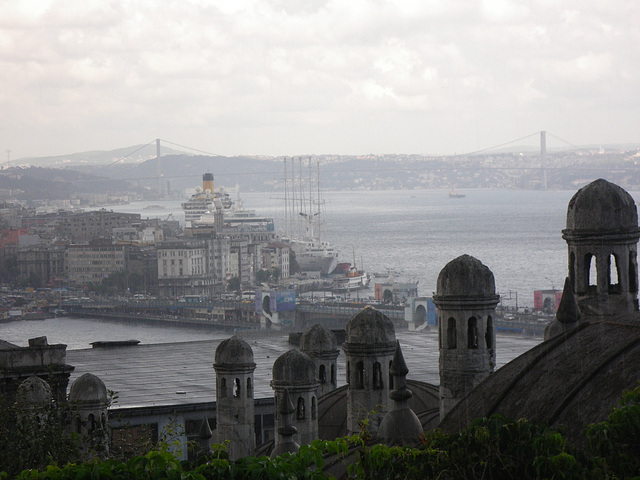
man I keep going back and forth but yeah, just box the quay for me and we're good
[62,298,549,337]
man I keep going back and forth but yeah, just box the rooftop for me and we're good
[66,329,540,410]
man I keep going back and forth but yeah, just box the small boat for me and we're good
[449,190,466,198]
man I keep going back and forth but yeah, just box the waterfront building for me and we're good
[55,210,141,243]
[65,239,127,285]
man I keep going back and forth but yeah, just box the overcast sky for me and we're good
[1,0,638,160]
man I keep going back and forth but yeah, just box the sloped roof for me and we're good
[317,379,440,440]
[439,315,640,443]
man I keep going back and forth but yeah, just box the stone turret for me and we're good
[68,373,109,458]
[271,349,319,446]
[378,341,423,445]
[563,179,640,317]
[213,336,256,460]
[343,306,396,436]
[433,255,499,420]
[300,324,340,397]
[270,389,299,457]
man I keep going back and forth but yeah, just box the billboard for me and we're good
[255,289,296,313]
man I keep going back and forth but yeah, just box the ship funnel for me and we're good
[203,173,214,194]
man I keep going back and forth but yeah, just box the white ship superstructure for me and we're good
[182,173,232,227]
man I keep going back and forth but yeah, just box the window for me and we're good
[468,317,478,349]
[246,378,252,398]
[297,397,305,420]
[356,361,364,389]
[233,378,240,398]
[319,364,326,384]
[373,362,383,390]
[447,318,457,349]
[609,254,621,293]
[485,316,493,349]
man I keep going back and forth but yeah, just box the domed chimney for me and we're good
[563,179,640,316]
[433,255,499,420]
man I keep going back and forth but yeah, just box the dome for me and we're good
[215,336,254,366]
[436,254,495,297]
[300,324,338,354]
[272,349,316,386]
[345,306,396,345]
[566,179,638,233]
[69,373,108,404]
[16,376,51,405]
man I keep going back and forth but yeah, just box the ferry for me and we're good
[329,262,371,291]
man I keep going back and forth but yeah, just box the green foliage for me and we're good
[5,387,640,480]
[227,276,240,292]
[421,414,584,480]
[586,383,640,479]
[0,397,81,478]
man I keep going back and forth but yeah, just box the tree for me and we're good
[227,276,240,292]
[289,250,300,274]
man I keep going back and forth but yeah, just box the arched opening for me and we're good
[219,378,227,398]
[356,361,364,389]
[383,289,393,303]
[88,413,96,433]
[415,304,427,326]
[346,362,350,385]
[447,317,457,349]
[311,397,317,419]
[297,397,305,420]
[246,377,252,398]
[389,360,394,389]
[262,295,271,315]
[586,253,597,294]
[609,254,621,293]
[438,318,442,348]
[330,364,336,386]
[485,316,493,349]
[75,415,82,434]
[233,377,240,398]
[373,362,383,390]
[467,317,478,349]
[319,364,326,384]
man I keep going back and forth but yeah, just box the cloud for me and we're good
[0,0,638,158]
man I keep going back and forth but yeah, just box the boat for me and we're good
[194,195,275,232]
[449,190,466,198]
[182,173,232,226]
[282,158,339,275]
[329,262,371,291]
[143,204,165,210]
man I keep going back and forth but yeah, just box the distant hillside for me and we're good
[0,167,146,201]
[13,143,185,168]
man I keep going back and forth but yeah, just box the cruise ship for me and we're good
[194,196,275,232]
[182,173,232,227]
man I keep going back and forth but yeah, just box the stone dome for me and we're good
[69,373,108,404]
[272,349,316,386]
[300,324,338,354]
[16,376,52,405]
[436,254,496,297]
[215,336,254,366]
[566,178,638,232]
[345,306,396,345]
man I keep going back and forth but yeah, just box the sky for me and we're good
[1,0,639,160]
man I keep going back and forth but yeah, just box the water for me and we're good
[121,189,575,307]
